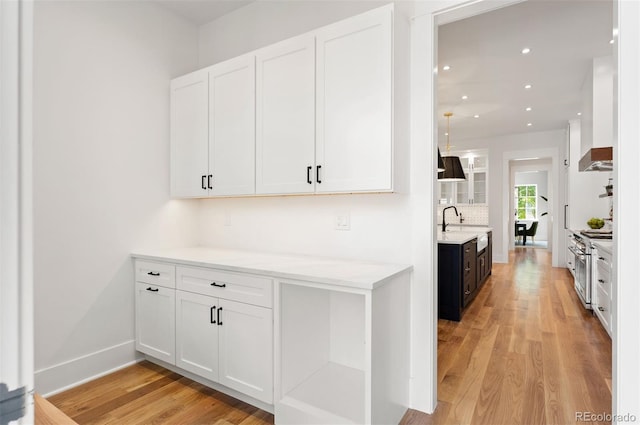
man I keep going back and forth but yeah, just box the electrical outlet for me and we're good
[335,212,351,231]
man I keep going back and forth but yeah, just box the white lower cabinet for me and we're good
[175,291,274,403]
[135,259,274,406]
[175,290,219,382]
[135,282,176,365]
[218,299,273,403]
[593,245,613,337]
[134,249,411,423]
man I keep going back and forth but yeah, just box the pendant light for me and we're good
[437,112,466,181]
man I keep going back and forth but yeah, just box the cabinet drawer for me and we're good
[135,260,176,288]
[596,263,612,295]
[595,285,611,334]
[596,250,612,269]
[176,266,273,308]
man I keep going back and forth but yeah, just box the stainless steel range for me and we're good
[568,233,592,309]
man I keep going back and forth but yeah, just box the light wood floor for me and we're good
[403,248,612,425]
[44,248,611,425]
[43,362,274,425]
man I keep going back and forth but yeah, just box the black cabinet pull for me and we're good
[208,174,213,189]
[210,306,217,324]
[599,257,605,261]
[316,165,322,184]
[598,279,605,283]
[146,287,159,292]
[307,166,312,184]
[210,282,226,288]
[147,271,160,276]
[217,307,223,326]
[201,175,206,190]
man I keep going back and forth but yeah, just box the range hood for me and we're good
[579,147,613,172]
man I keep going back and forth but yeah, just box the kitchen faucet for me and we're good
[442,206,459,232]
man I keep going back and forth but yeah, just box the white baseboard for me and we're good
[35,340,142,397]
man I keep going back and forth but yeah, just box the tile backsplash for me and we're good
[437,204,489,225]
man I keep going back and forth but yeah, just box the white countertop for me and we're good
[591,240,613,254]
[131,247,412,291]
[437,226,492,245]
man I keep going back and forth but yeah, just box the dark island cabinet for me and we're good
[438,239,477,321]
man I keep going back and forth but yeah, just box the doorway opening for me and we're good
[432,0,614,421]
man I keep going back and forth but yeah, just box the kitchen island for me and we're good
[437,227,493,321]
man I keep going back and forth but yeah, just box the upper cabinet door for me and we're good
[170,70,209,198]
[209,55,256,196]
[256,35,316,195]
[315,6,393,193]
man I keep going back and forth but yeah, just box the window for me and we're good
[514,184,537,219]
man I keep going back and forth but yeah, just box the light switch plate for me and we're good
[335,212,351,231]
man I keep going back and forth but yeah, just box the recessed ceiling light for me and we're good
[443,65,451,71]
[609,39,615,44]
[474,114,480,118]
[525,107,532,112]
[577,112,582,116]
[524,84,532,89]
[461,95,468,100]
[527,123,533,127]
[444,132,449,136]
[521,47,531,54]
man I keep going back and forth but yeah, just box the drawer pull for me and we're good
[464,290,471,295]
[210,306,217,324]
[599,257,605,260]
[598,279,605,283]
[147,271,160,276]
[146,287,159,292]
[598,306,605,312]
[464,267,471,272]
[207,174,213,190]
[307,166,312,184]
[217,307,223,326]
[210,282,226,288]
[201,175,206,190]
[316,165,322,184]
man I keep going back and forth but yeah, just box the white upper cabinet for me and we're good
[170,5,394,198]
[315,6,393,193]
[170,56,255,198]
[170,70,209,198]
[256,35,316,195]
[209,55,256,196]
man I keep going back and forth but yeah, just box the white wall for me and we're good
[198,0,389,67]
[515,170,549,242]
[446,129,566,263]
[33,1,200,395]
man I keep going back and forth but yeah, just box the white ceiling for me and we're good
[155,0,254,25]
[437,0,614,145]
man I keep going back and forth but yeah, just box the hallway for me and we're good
[404,249,611,424]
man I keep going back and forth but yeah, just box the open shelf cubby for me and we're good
[276,271,411,425]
